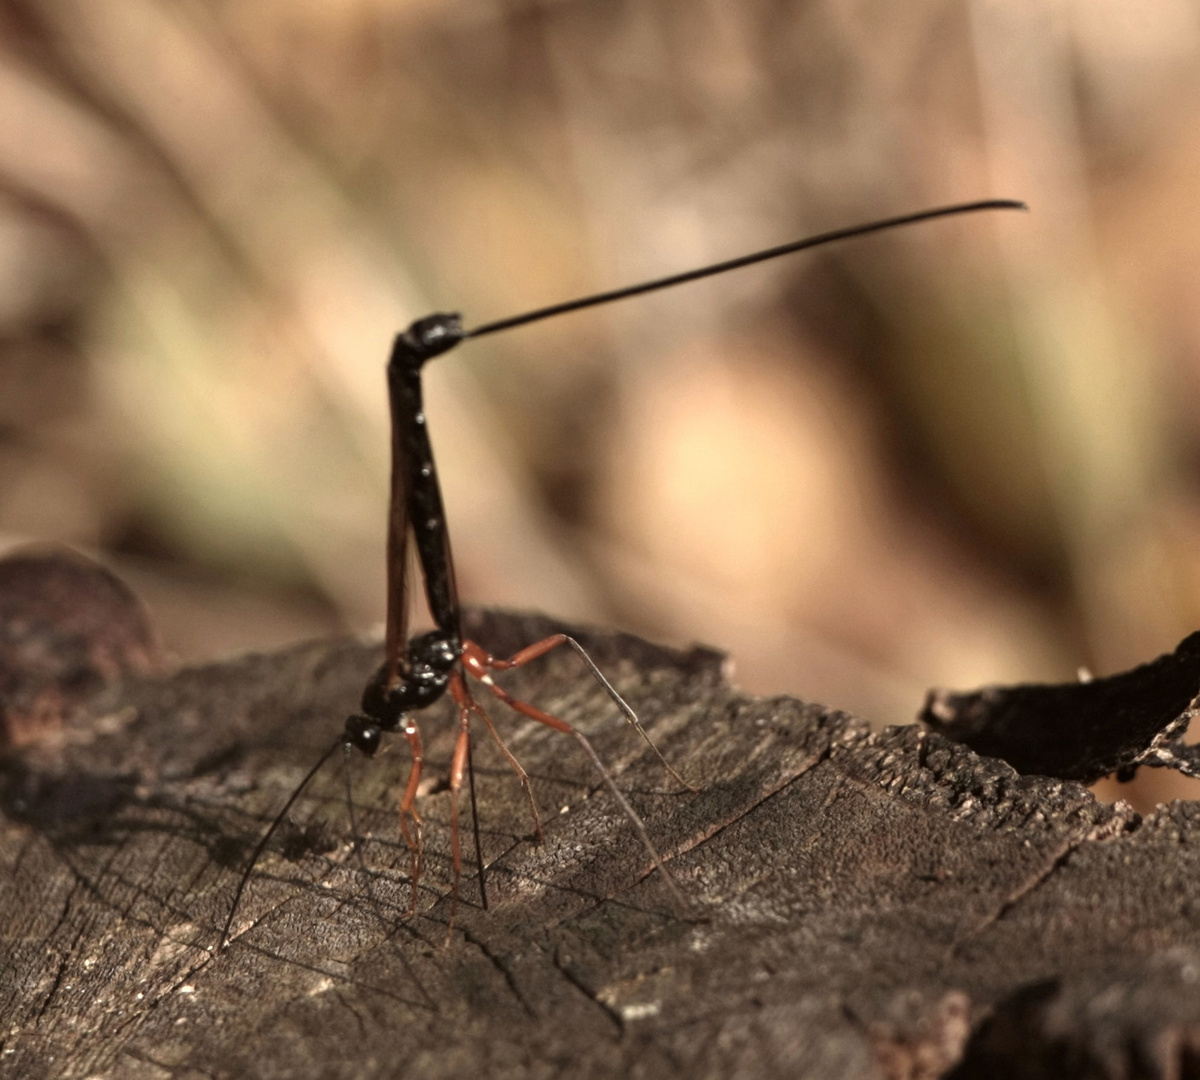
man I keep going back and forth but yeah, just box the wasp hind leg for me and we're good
[459,636,690,912]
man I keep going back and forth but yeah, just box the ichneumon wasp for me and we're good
[220,197,1026,949]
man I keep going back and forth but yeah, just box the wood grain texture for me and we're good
[3,609,1200,1079]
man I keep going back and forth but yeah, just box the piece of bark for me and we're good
[3,609,1200,1079]
[921,631,1200,784]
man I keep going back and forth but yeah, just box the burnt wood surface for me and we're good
[4,608,1200,1079]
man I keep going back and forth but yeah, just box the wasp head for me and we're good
[343,713,384,757]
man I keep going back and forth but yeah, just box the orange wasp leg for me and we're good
[397,721,425,918]
[459,636,691,911]
[444,680,474,935]
[467,634,696,791]
[453,678,546,842]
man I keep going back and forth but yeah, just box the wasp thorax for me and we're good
[358,634,460,728]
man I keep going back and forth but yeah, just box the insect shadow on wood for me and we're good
[219,197,1027,950]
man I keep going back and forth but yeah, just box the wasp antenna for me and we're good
[464,198,1027,340]
[221,736,344,949]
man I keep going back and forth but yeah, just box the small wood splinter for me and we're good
[220,197,1027,950]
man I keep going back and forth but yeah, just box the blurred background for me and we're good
[1,0,1199,804]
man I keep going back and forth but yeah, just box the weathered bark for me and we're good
[3,608,1200,1079]
[923,631,1200,784]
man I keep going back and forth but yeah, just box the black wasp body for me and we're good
[346,315,466,759]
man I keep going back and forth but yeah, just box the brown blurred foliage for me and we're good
[2,0,1200,809]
